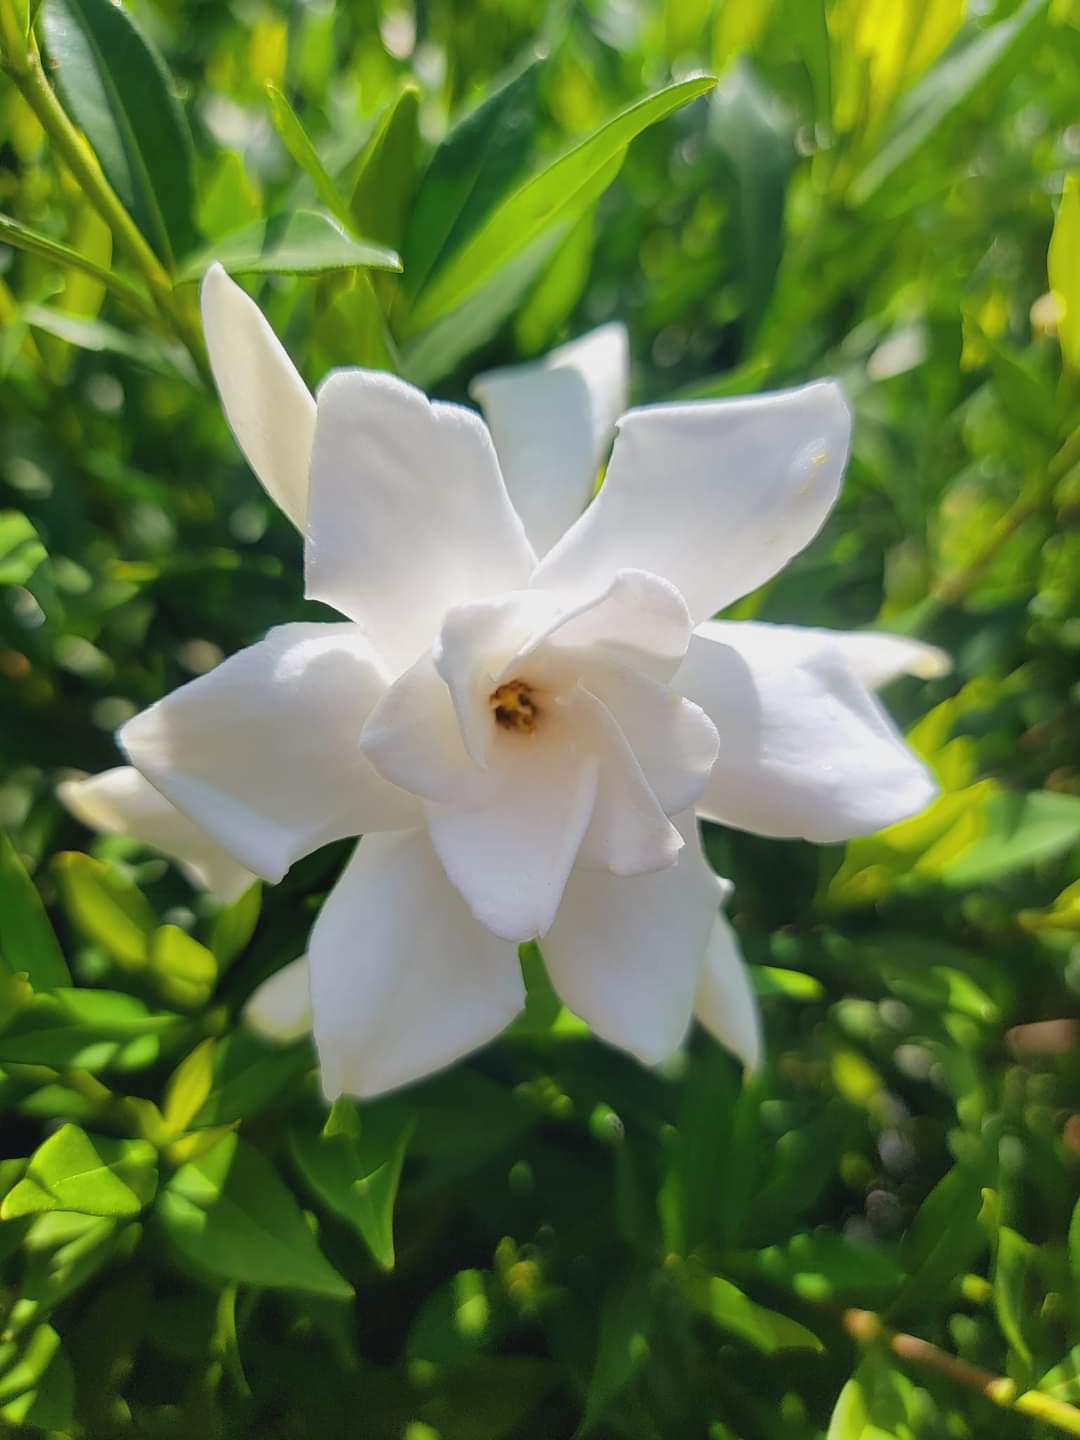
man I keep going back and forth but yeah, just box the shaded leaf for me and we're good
[0,831,70,987]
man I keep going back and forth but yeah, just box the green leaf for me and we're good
[148,924,217,1010]
[23,304,195,380]
[266,85,351,223]
[157,1132,353,1299]
[41,0,197,265]
[196,149,263,241]
[826,1356,922,1439]
[702,1276,824,1353]
[710,61,793,332]
[0,1323,75,1429]
[0,832,70,987]
[407,75,716,331]
[751,965,825,1001]
[1050,171,1080,374]
[162,1038,217,1135]
[402,60,544,305]
[581,1268,652,1434]
[850,0,1050,206]
[401,221,572,388]
[289,1105,414,1270]
[994,1225,1036,1371]
[190,1028,312,1127]
[890,1153,992,1320]
[1,1124,156,1219]
[0,987,178,1069]
[54,850,155,968]
[175,209,401,283]
[0,211,150,311]
[208,882,262,969]
[350,82,421,252]
[939,790,1080,887]
[754,1231,906,1304]
[513,208,596,356]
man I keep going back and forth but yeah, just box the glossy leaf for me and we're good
[157,1133,352,1299]
[1,1124,156,1218]
[175,210,400,284]
[41,0,197,264]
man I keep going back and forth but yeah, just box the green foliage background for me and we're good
[1,0,1079,1435]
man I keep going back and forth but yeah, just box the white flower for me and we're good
[114,264,947,1098]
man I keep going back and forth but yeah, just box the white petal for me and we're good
[677,623,938,842]
[571,687,684,876]
[201,264,316,531]
[581,661,719,816]
[471,322,629,557]
[533,381,852,623]
[703,621,950,693]
[427,742,599,942]
[120,623,419,884]
[360,650,491,808]
[694,911,762,1073]
[309,832,523,1098]
[520,568,693,685]
[542,816,723,1065]
[305,369,535,673]
[244,955,312,1044]
[58,766,256,903]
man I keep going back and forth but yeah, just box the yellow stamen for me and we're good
[490,678,539,733]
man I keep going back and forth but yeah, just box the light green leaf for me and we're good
[407,75,716,332]
[994,1225,1036,1370]
[289,1105,414,1270]
[704,1276,824,1353]
[0,832,70,987]
[148,924,217,1010]
[850,0,1050,206]
[750,965,825,1001]
[157,1132,353,1299]
[162,1038,217,1135]
[939,790,1080,887]
[0,1323,75,1429]
[0,987,178,1069]
[402,60,544,304]
[175,209,400,283]
[266,84,351,224]
[53,850,155,969]
[1049,172,1080,373]
[41,0,197,264]
[513,209,596,356]
[196,149,262,241]
[23,304,195,380]
[1,1124,156,1219]
[826,1356,922,1439]
[0,211,150,312]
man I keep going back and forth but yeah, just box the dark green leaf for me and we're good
[351,82,422,252]
[41,0,197,264]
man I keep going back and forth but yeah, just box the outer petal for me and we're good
[471,323,629,557]
[305,369,535,673]
[58,766,255,903]
[245,955,312,1044]
[542,816,723,1065]
[120,623,419,884]
[201,264,316,530]
[533,381,851,623]
[700,621,950,692]
[309,831,523,1098]
[694,911,762,1073]
[677,624,938,842]
[426,744,599,943]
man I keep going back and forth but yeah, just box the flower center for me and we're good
[490,678,539,733]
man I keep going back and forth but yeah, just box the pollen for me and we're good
[490,678,539,733]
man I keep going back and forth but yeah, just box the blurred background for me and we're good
[1,0,1079,1436]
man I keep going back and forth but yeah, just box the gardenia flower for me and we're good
[112,265,947,1098]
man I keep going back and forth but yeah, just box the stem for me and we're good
[0,7,210,382]
[844,1310,1080,1438]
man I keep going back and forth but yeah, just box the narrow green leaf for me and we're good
[0,211,150,311]
[581,1268,651,1434]
[1,1125,156,1219]
[0,832,70,987]
[289,1106,414,1270]
[513,209,596,356]
[41,0,197,265]
[266,85,351,223]
[0,987,178,1069]
[22,305,195,380]
[850,0,1050,206]
[209,881,262,969]
[402,60,543,303]
[175,209,400,284]
[157,1133,353,1299]
[350,82,421,252]
[408,75,716,331]
[995,1225,1036,1370]
[1049,172,1080,373]
[703,1276,824,1353]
